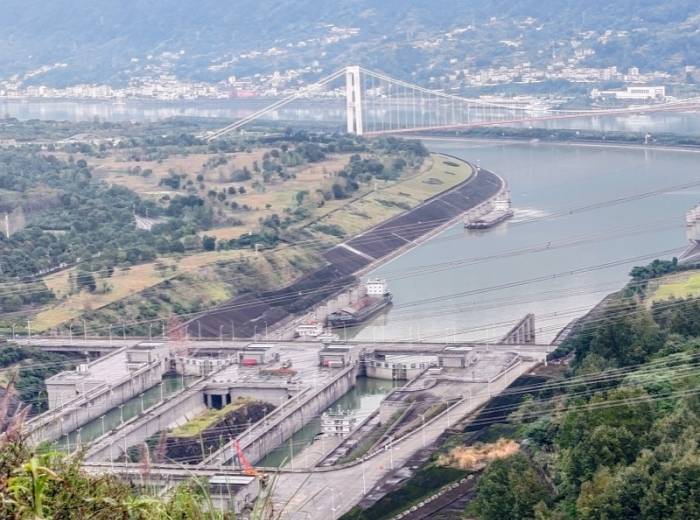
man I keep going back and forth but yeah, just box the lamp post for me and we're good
[362,456,367,494]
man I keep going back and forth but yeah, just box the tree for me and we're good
[471,454,550,520]
[202,235,216,251]
[76,270,97,293]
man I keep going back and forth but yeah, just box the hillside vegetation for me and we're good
[0,120,434,335]
[466,260,700,519]
[1,1,699,87]
[342,259,700,520]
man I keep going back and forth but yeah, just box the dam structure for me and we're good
[54,330,553,518]
[24,308,550,464]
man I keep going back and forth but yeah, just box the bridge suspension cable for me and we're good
[204,65,700,139]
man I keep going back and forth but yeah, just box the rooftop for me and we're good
[47,349,132,385]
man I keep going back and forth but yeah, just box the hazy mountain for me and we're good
[2,0,700,87]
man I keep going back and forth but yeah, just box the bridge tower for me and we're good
[345,65,364,135]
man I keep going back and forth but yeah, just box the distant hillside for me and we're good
[2,0,700,87]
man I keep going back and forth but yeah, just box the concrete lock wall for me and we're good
[231,366,358,465]
[28,361,166,445]
[501,313,536,345]
[224,386,291,405]
[86,388,207,462]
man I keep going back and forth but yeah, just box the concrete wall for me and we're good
[243,366,357,464]
[202,384,294,410]
[206,365,358,466]
[501,313,536,345]
[27,360,166,445]
[85,387,207,462]
[365,364,425,380]
[47,380,103,410]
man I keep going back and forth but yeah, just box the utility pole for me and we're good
[289,435,294,470]
[362,456,367,494]
[386,435,394,470]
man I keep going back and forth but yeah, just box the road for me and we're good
[15,337,552,360]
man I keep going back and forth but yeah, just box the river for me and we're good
[354,138,700,344]
[3,98,700,136]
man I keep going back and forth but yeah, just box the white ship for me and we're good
[464,187,514,229]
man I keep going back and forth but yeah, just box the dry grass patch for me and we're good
[34,250,249,331]
[310,154,472,241]
[437,438,520,471]
[646,269,700,304]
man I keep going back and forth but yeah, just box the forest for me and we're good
[468,261,700,519]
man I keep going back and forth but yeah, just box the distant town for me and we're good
[0,21,694,104]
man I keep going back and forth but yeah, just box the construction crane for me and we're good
[234,439,258,477]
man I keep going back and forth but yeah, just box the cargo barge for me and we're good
[326,279,392,328]
[464,185,513,229]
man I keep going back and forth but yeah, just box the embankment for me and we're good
[189,154,503,338]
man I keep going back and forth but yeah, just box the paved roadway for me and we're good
[15,337,553,359]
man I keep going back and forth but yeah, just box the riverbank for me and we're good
[416,128,700,155]
[188,154,504,338]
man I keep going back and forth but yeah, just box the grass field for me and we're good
[35,244,324,334]
[171,397,252,437]
[646,269,700,303]
[35,250,256,331]
[310,153,472,239]
[78,148,363,236]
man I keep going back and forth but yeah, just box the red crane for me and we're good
[234,439,257,477]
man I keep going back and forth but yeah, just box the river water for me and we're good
[3,98,700,136]
[353,138,700,344]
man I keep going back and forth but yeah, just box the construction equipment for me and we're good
[234,439,258,477]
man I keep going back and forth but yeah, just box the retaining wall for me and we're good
[27,359,166,444]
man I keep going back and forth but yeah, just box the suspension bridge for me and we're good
[205,65,700,140]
